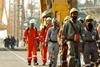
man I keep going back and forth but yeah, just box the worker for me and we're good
[39,17,52,65]
[96,24,100,50]
[59,16,70,67]
[45,18,59,67]
[23,19,39,66]
[82,15,99,67]
[62,8,83,67]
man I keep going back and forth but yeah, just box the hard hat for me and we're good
[70,8,78,14]
[46,17,51,21]
[29,19,36,24]
[64,16,70,21]
[52,18,58,23]
[85,15,93,20]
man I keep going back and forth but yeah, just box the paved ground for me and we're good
[0,41,99,67]
[0,49,49,67]
[0,41,60,67]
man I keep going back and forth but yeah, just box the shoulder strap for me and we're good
[69,20,78,33]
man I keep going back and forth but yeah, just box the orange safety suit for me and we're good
[39,26,50,64]
[23,27,38,62]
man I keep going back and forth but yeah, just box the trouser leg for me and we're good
[61,44,68,67]
[41,44,47,64]
[52,44,59,67]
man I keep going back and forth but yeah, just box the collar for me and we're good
[70,18,78,23]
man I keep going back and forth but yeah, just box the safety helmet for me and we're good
[70,8,78,14]
[29,19,36,24]
[85,15,93,20]
[52,18,58,23]
[29,19,36,27]
[46,17,52,21]
[64,16,70,21]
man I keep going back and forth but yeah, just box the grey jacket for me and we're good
[62,18,84,43]
[45,26,59,43]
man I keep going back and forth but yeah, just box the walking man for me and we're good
[23,19,39,66]
[45,18,59,67]
[62,8,83,67]
[82,15,99,67]
[39,17,52,65]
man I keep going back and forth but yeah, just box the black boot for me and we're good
[49,61,53,67]
[28,60,31,65]
[34,60,38,66]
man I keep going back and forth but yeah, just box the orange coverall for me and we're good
[23,28,38,62]
[39,26,50,64]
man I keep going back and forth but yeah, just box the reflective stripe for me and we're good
[33,55,37,57]
[28,57,32,59]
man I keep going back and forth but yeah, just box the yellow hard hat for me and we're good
[64,16,70,21]
[85,15,93,20]
[70,8,78,14]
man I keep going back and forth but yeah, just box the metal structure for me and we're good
[7,0,25,39]
[79,0,100,21]
[0,0,100,39]
[17,0,25,39]
[40,0,77,24]
[0,0,4,30]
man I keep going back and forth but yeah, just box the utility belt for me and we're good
[49,39,57,43]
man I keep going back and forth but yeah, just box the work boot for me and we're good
[28,60,31,65]
[42,62,46,65]
[49,61,53,67]
[61,61,67,67]
[90,64,94,67]
[33,60,38,66]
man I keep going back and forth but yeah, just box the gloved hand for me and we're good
[23,38,26,43]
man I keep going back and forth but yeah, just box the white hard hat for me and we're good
[46,17,51,21]
[29,19,36,24]
[70,8,78,14]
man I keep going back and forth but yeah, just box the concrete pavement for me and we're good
[0,41,99,67]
